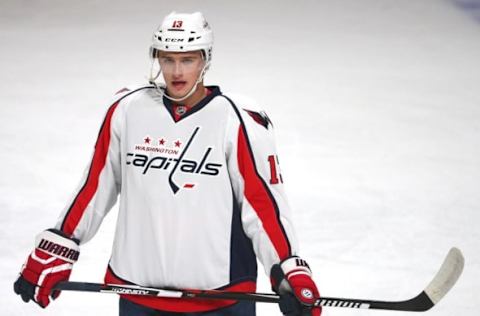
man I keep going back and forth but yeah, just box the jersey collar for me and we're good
[163,86,221,123]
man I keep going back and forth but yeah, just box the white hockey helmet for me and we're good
[150,12,213,64]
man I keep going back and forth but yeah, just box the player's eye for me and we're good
[160,57,174,64]
[182,58,195,64]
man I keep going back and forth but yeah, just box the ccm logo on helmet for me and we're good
[165,38,184,42]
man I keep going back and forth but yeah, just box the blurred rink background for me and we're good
[1,0,479,315]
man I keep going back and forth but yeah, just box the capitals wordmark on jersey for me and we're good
[126,126,223,193]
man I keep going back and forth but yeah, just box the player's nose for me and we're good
[172,62,183,76]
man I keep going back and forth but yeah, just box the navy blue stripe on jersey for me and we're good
[229,186,257,284]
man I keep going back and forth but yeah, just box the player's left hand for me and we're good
[271,256,322,316]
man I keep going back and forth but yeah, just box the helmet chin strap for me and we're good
[149,58,210,103]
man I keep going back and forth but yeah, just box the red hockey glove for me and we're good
[271,256,322,316]
[14,229,80,308]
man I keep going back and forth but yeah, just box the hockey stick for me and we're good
[54,247,464,311]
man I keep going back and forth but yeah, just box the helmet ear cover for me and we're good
[149,47,158,59]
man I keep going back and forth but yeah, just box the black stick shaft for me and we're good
[53,281,433,311]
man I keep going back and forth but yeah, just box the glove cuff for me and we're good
[271,256,313,294]
[35,229,80,263]
[280,256,312,279]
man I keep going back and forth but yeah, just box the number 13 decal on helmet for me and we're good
[172,20,183,28]
[268,155,283,185]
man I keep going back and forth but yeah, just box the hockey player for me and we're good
[14,11,322,316]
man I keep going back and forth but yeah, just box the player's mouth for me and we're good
[172,80,187,91]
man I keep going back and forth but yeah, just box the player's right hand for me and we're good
[14,229,80,308]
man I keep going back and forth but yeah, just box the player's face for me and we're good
[157,51,205,99]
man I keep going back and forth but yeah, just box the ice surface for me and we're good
[1,0,479,315]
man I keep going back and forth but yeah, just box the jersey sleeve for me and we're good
[225,96,299,275]
[53,94,125,244]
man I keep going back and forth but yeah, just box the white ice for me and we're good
[1,0,479,315]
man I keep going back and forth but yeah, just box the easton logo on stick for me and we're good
[111,288,150,295]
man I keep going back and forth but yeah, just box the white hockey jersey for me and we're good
[55,85,299,312]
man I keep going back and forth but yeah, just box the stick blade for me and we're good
[424,247,464,305]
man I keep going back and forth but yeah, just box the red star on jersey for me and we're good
[174,140,182,147]
[159,138,166,145]
[144,137,151,144]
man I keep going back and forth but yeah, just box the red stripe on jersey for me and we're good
[104,267,255,312]
[236,126,291,259]
[61,102,120,236]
